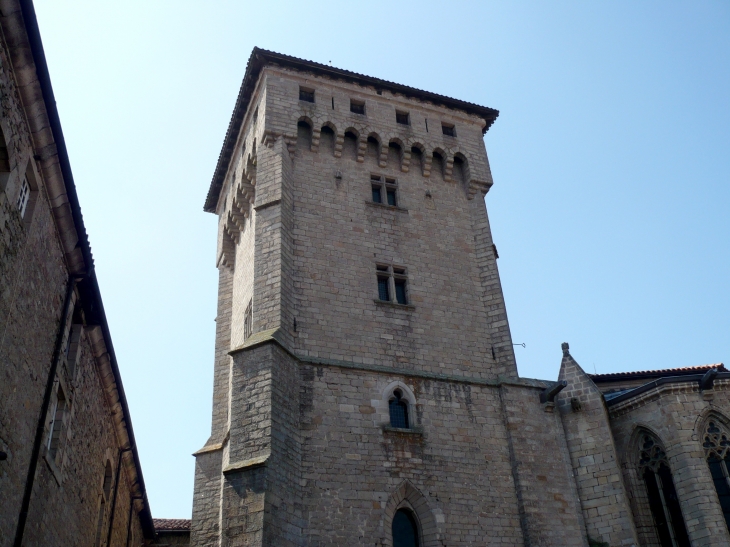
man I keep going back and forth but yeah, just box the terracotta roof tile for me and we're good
[153,518,191,532]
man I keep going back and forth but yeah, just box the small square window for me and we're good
[396,111,410,125]
[369,175,398,207]
[442,123,456,137]
[299,87,315,103]
[376,264,409,305]
[350,100,365,115]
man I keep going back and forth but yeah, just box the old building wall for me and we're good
[298,362,525,546]
[237,69,518,379]
[608,382,730,547]
[557,345,639,547]
[500,384,589,547]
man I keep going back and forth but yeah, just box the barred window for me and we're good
[299,87,315,103]
[370,174,397,207]
[244,300,252,340]
[376,264,408,305]
[389,389,409,429]
[17,177,30,217]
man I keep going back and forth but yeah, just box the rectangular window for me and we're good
[370,175,398,207]
[396,111,410,125]
[299,87,315,103]
[350,99,365,115]
[244,300,252,340]
[47,387,67,460]
[376,265,408,305]
[441,123,456,137]
[17,177,30,217]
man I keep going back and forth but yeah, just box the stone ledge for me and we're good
[373,299,415,311]
[222,453,269,474]
[382,425,424,436]
[365,200,409,214]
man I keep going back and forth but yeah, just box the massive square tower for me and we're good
[190,49,634,547]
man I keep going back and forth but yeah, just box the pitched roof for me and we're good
[590,363,726,383]
[153,519,191,532]
[204,47,500,212]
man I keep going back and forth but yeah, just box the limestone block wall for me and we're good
[500,384,588,547]
[608,382,730,547]
[557,345,639,547]
[298,362,526,546]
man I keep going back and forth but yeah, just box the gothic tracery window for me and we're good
[638,433,690,547]
[703,419,730,529]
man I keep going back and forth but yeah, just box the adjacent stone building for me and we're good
[0,1,180,545]
[191,48,730,547]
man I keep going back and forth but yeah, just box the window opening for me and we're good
[331,97,335,109]
[299,87,315,103]
[297,120,312,150]
[424,119,428,132]
[370,175,397,207]
[244,300,253,340]
[350,99,365,115]
[17,177,30,217]
[396,111,410,125]
[441,123,456,137]
[47,387,67,460]
[343,131,358,160]
[393,508,419,547]
[703,420,730,530]
[389,390,409,429]
[638,433,691,547]
[376,264,408,305]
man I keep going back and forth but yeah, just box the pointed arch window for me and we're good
[389,389,409,429]
[392,508,419,547]
[702,419,730,529]
[638,433,690,547]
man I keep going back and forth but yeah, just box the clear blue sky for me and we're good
[34,0,729,518]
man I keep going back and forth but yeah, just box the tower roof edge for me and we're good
[203,47,500,213]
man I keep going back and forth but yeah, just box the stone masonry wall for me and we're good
[298,362,525,546]
[557,345,639,547]
[500,384,588,547]
[609,381,730,547]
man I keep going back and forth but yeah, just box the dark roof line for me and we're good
[590,363,725,383]
[605,372,730,407]
[20,0,155,538]
[204,47,500,212]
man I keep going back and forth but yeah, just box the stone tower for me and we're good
[191,49,601,547]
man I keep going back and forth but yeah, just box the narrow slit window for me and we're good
[17,177,30,217]
[244,300,252,340]
[350,99,365,115]
[442,122,456,137]
[396,111,409,125]
[299,87,315,103]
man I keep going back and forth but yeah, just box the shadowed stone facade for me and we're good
[191,48,730,547]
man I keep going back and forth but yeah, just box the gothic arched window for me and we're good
[702,419,730,529]
[638,433,691,547]
[392,508,419,547]
[389,389,409,429]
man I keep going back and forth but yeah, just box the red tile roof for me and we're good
[153,519,191,532]
[590,363,725,382]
